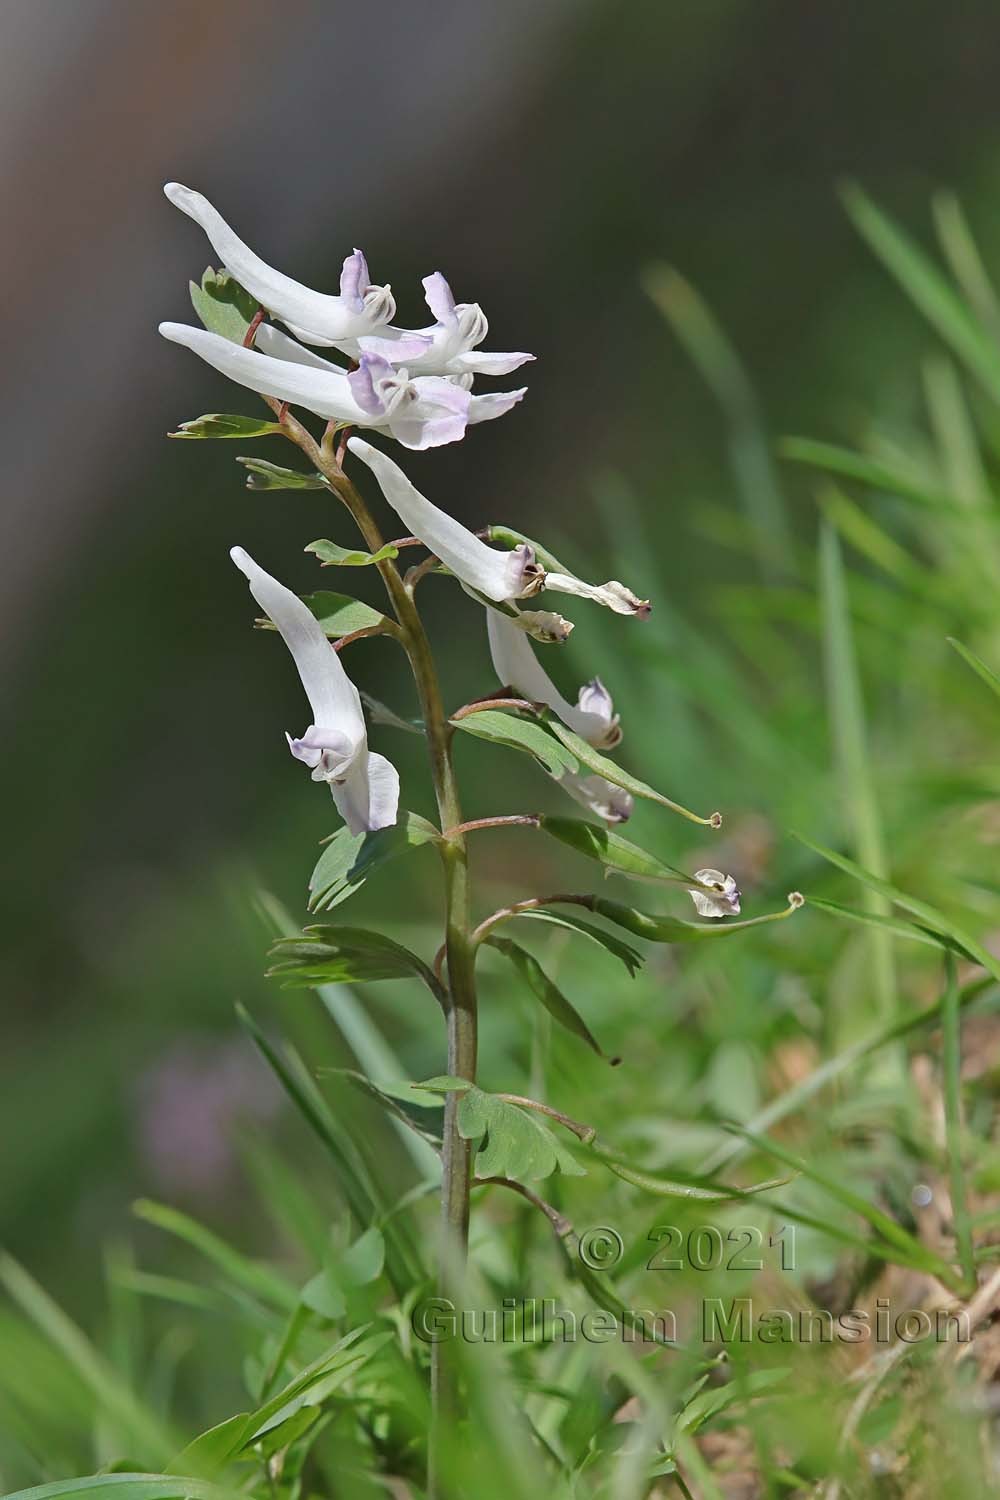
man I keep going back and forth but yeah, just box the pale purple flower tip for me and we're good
[422,271,457,324]
[340,248,370,308]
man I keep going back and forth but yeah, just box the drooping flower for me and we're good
[164,183,415,349]
[159,324,471,450]
[486,610,633,823]
[255,325,527,430]
[508,609,575,644]
[336,272,534,378]
[687,869,741,918]
[230,546,399,835]
[347,438,544,600]
[487,611,620,746]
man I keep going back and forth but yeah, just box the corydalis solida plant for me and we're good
[159,183,801,1492]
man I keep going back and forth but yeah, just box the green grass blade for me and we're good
[842,182,1000,403]
[818,520,895,1021]
[3,1480,244,1500]
[942,955,976,1293]
[0,1256,176,1465]
[131,1200,299,1313]
[947,637,1000,702]
[794,832,1000,987]
[643,263,794,580]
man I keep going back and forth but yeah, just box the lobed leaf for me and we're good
[410,1080,586,1182]
[308,812,438,912]
[267,925,441,994]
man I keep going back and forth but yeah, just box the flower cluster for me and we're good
[160,186,734,915]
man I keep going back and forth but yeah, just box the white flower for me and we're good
[488,612,619,745]
[159,324,471,450]
[230,546,398,835]
[346,438,543,600]
[256,325,526,430]
[164,183,403,347]
[339,272,534,378]
[687,869,741,918]
[487,611,633,823]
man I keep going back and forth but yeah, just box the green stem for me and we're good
[275,412,475,1493]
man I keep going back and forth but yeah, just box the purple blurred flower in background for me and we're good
[134,1038,281,1197]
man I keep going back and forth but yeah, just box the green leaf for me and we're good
[166,1414,255,1480]
[340,1227,385,1286]
[807,893,979,960]
[794,833,1000,987]
[308,812,439,912]
[675,1368,790,1439]
[268,925,441,994]
[842,183,1000,404]
[942,956,976,1292]
[543,715,716,826]
[3,1480,244,1500]
[538,814,695,885]
[948,636,1000,702]
[583,894,800,943]
[508,907,643,976]
[298,1268,346,1321]
[456,1086,586,1182]
[237,457,327,490]
[256,591,386,640]
[130,1201,299,1314]
[169,413,282,440]
[244,1325,388,1441]
[486,936,615,1061]
[593,1153,789,1202]
[450,709,578,777]
[190,266,259,343]
[360,692,424,735]
[306,538,399,567]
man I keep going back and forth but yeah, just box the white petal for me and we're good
[467,388,528,424]
[230,546,365,746]
[330,749,400,835]
[254,323,349,371]
[383,377,471,450]
[347,438,539,598]
[160,323,368,423]
[544,572,651,618]
[456,351,536,376]
[164,183,392,343]
[487,611,611,743]
[559,771,634,824]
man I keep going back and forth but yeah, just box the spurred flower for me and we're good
[339,272,534,378]
[231,547,398,835]
[687,869,741,918]
[164,183,411,348]
[347,438,543,600]
[255,325,526,431]
[486,611,633,823]
[160,324,471,450]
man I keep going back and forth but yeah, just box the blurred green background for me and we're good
[5,0,1000,1343]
